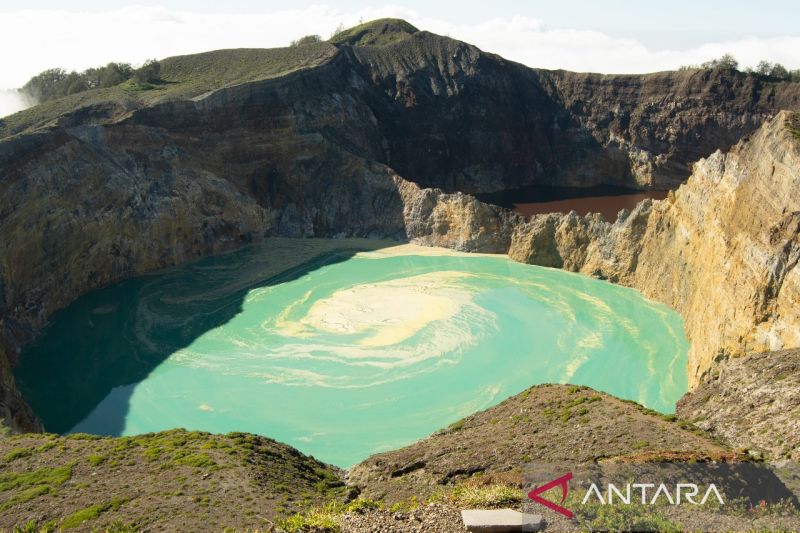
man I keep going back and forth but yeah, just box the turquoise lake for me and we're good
[15,239,689,467]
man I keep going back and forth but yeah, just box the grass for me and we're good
[566,490,682,532]
[61,497,129,529]
[277,499,382,533]
[87,454,107,466]
[447,418,466,432]
[0,461,75,510]
[12,519,58,533]
[329,18,418,46]
[3,447,33,461]
[173,452,216,468]
[0,43,338,139]
[446,483,523,507]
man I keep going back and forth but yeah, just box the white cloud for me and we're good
[0,4,798,112]
[0,90,34,117]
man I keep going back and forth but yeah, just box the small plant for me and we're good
[278,502,342,532]
[448,419,465,431]
[174,453,216,468]
[87,454,107,466]
[102,521,141,533]
[3,447,33,462]
[448,483,523,507]
[61,497,128,529]
[66,433,102,441]
[12,519,57,533]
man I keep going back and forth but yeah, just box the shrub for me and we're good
[290,34,322,47]
[133,59,161,84]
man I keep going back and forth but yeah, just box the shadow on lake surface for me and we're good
[14,239,395,435]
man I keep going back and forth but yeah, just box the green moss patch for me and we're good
[61,497,129,529]
[0,461,75,510]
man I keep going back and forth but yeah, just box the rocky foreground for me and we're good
[0,384,737,531]
[2,382,798,532]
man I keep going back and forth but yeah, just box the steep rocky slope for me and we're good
[348,384,730,503]
[677,348,800,461]
[1,19,799,430]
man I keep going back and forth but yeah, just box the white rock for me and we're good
[460,509,543,532]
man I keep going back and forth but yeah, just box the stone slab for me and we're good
[460,509,544,532]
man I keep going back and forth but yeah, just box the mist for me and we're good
[0,89,34,118]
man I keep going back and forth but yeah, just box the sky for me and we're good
[1,1,799,115]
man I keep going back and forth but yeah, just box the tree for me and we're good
[755,60,773,76]
[290,34,322,47]
[21,68,68,101]
[133,59,161,84]
[64,71,88,95]
[701,53,739,71]
[769,63,789,80]
[98,62,134,88]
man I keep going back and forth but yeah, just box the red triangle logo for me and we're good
[527,472,574,518]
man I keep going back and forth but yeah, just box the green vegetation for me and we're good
[66,432,103,440]
[446,483,522,507]
[19,61,165,104]
[61,497,129,529]
[329,18,418,46]
[173,452,216,468]
[447,418,466,431]
[87,454,107,466]
[291,34,323,47]
[12,519,58,533]
[277,499,382,533]
[679,53,800,81]
[571,497,682,532]
[0,461,75,510]
[1,44,336,139]
[3,447,33,461]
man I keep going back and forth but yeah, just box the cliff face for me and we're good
[542,69,800,188]
[408,112,800,388]
[506,112,800,386]
[1,20,799,430]
[349,35,800,193]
